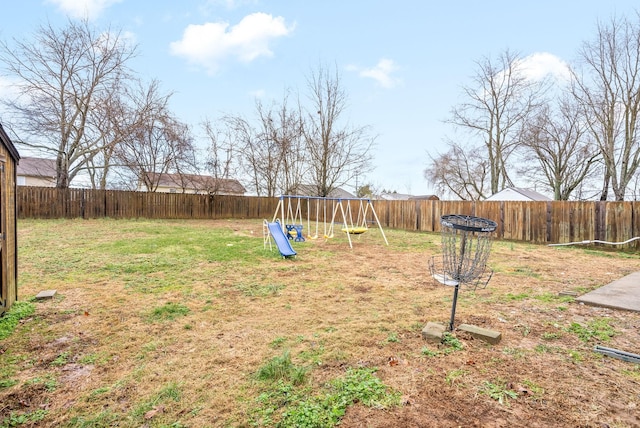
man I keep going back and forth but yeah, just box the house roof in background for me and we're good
[0,122,20,161]
[17,157,55,178]
[487,187,552,201]
[289,184,355,199]
[147,172,246,193]
[379,193,439,201]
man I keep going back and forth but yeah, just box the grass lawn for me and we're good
[1,218,640,427]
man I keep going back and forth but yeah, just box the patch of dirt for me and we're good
[59,364,93,385]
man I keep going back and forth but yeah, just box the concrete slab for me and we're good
[35,290,57,300]
[577,271,640,312]
[421,322,446,343]
[458,323,502,345]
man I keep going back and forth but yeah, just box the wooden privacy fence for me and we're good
[16,187,278,220]
[16,186,640,247]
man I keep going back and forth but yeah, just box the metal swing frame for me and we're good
[273,195,389,248]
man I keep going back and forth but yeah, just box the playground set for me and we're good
[263,195,389,257]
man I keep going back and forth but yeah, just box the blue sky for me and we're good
[2,0,639,194]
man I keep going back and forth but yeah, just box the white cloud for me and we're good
[348,58,401,88]
[518,52,571,82]
[46,0,122,20]
[169,13,294,75]
[249,89,266,98]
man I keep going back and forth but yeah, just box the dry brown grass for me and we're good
[1,218,640,427]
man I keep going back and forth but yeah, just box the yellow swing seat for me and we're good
[341,226,368,235]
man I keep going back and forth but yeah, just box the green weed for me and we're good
[25,374,58,392]
[541,332,561,341]
[421,347,438,357]
[256,351,308,385]
[78,352,109,365]
[514,324,531,337]
[522,379,545,399]
[298,343,324,367]
[410,321,424,331]
[130,382,182,421]
[250,365,400,427]
[50,352,70,367]
[386,332,400,343]
[621,365,640,380]
[567,350,584,363]
[279,367,401,428]
[445,369,467,386]
[0,379,17,389]
[0,410,48,428]
[87,386,111,400]
[534,292,574,304]
[567,318,616,342]
[503,292,530,301]
[441,333,463,354]
[0,301,36,340]
[0,354,19,390]
[147,302,190,322]
[270,337,288,349]
[479,380,518,405]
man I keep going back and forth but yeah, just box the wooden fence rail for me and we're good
[16,186,640,247]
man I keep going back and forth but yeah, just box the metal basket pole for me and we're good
[448,231,466,331]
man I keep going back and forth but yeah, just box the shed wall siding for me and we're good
[0,143,17,313]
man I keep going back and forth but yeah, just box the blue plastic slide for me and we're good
[267,222,297,258]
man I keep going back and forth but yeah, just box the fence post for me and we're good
[81,188,85,219]
[595,201,605,242]
[546,201,552,243]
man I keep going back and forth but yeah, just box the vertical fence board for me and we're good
[605,202,630,245]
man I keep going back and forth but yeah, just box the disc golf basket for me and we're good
[428,214,497,331]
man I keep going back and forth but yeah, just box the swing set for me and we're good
[271,195,389,249]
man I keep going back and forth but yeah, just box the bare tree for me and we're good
[114,80,195,192]
[519,96,601,200]
[216,94,304,197]
[221,114,282,197]
[301,63,375,197]
[202,118,240,195]
[424,141,489,200]
[255,95,305,194]
[447,50,546,195]
[0,19,137,188]
[84,88,132,189]
[572,12,640,200]
[203,119,235,180]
